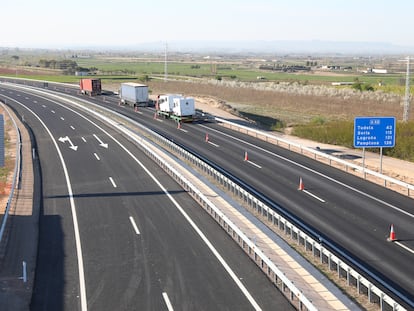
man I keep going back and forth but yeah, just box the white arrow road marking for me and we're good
[93,134,108,148]
[129,216,140,235]
[58,136,78,151]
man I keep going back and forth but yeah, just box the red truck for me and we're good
[79,78,101,96]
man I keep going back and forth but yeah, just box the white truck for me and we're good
[119,82,149,107]
[156,94,195,122]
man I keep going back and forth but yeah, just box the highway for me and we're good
[31,81,414,308]
[0,83,294,311]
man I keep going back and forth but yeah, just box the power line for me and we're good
[403,56,411,122]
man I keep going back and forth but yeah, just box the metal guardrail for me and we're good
[215,117,414,197]
[0,102,22,246]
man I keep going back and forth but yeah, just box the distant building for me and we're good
[362,68,388,74]
[372,68,388,74]
[75,71,89,76]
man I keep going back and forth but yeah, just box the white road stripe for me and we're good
[42,104,46,108]
[247,160,262,169]
[179,128,188,133]
[162,292,174,311]
[60,117,65,121]
[51,110,55,114]
[303,189,326,203]
[109,177,117,188]
[395,241,414,254]
[93,153,100,161]
[81,137,87,143]
[129,216,140,235]
[208,141,220,147]
[70,125,75,130]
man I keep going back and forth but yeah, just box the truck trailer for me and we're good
[156,94,195,122]
[79,78,101,96]
[119,82,149,107]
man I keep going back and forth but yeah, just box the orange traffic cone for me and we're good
[244,151,249,161]
[205,133,209,142]
[387,224,396,242]
[298,177,304,191]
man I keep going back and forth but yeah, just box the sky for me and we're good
[1,0,413,50]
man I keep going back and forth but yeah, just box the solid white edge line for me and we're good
[395,241,414,254]
[93,153,100,161]
[129,216,140,235]
[303,189,326,203]
[162,292,174,311]
[4,96,88,311]
[109,177,117,188]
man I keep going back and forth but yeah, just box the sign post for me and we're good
[354,117,396,174]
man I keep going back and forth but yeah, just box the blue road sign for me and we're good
[354,117,396,148]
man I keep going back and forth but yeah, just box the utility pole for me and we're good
[164,42,168,82]
[403,56,411,122]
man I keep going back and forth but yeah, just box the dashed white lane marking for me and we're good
[303,189,326,203]
[129,216,140,235]
[395,241,414,254]
[162,292,174,311]
[109,177,117,188]
[246,160,262,169]
[51,110,55,114]
[208,141,220,147]
[70,125,75,130]
[60,117,65,121]
[93,153,100,161]
[81,137,87,143]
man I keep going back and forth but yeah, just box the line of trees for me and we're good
[37,59,90,75]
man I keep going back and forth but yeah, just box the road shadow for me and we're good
[45,189,185,200]
[315,147,361,160]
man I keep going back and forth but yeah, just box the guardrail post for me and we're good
[368,283,372,303]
